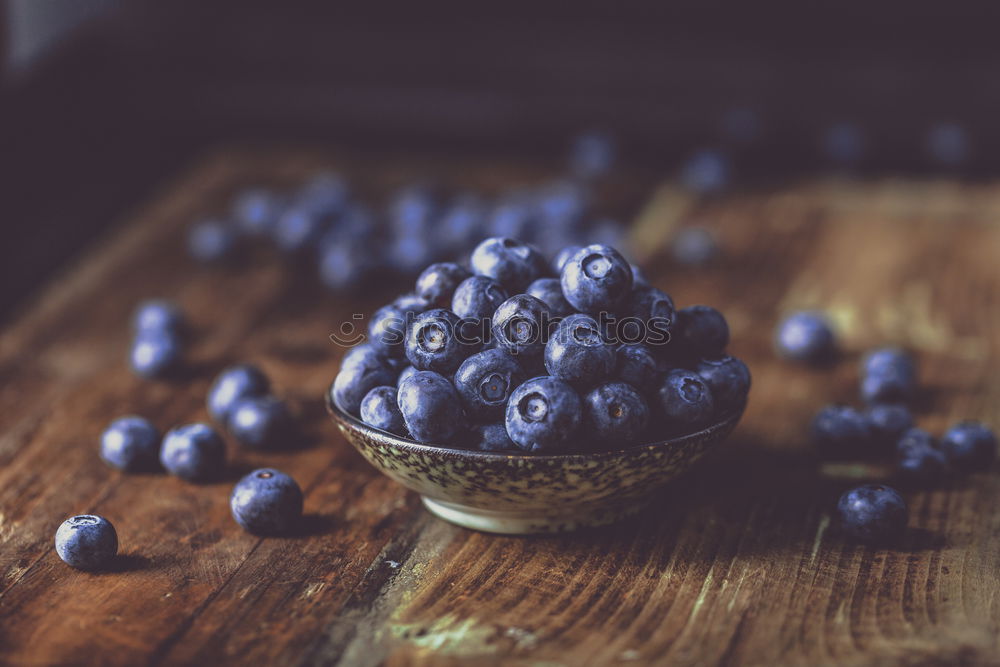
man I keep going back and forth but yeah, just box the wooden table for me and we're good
[1,148,998,666]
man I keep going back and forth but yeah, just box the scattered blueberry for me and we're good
[895,428,947,484]
[657,369,716,431]
[132,299,185,336]
[492,294,551,359]
[534,180,589,227]
[318,241,374,291]
[439,196,486,255]
[775,311,836,364]
[397,371,464,443]
[452,276,509,322]
[860,366,916,405]
[939,421,997,471]
[207,364,271,424]
[454,348,526,421]
[188,219,238,263]
[160,423,227,482]
[471,237,546,292]
[862,347,916,382]
[584,382,650,448]
[472,422,518,452]
[526,277,573,318]
[229,396,296,450]
[811,404,871,459]
[332,344,397,415]
[296,172,349,216]
[487,196,537,241]
[676,305,729,358]
[836,484,907,544]
[505,376,583,454]
[866,403,914,445]
[130,330,183,379]
[100,416,160,472]
[544,313,615,388]
[569,131,615,180]
[671,227,719,267]
[54,515,118,570]
[232,189,284,236]
[273,206,329,253]
[405,308,474,374]
[360,386,408,436]
[680,148,730,194]
[416,262,472,309]
[614,344,659,392]
[560,244,633,314]
[230,469,303,535]
[695,356,751,411]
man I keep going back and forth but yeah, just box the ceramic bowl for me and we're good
[327,388,745,534]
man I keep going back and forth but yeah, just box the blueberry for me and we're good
[470,237,547,292]
[926,122,969,168]
[775,311,836,364]
[132,299,185,336]
[368,304,412,359]
[439,196,486,254]
[560,244,633,314]
[229,396,295,450]
[207,364,271,424]
[273,206,329,253]
[296,172,350,216]
[230,469,303,535]
[54,515,118,570]
[552,245,583,275]
[526,277,573,318]
[505,377,583,454]
[386,233,438,277]
[657,369,715,431]
[676,305,729,358]
[895,428,947,484]
[188,219,238,263]
[472,422,518,452]
[811,405,871,459]
[332,344,396,415]
[389,185,437,237]
[671,227,719,267]
[569,131,615,180]
[360,386,408,436]
[454,348,526,420]
[622,286,675,347]
[695,356,751,411]
[492,294,551,359]
[100,416,160,472]
[544,313,615,388]
[614,344,658,392]
[823,122,864,166]
[860,367,916,405]
[394,293,431,314]
[318,204,376,251]
[405,308,475,374]
[487,196,537,241]
[160,423,226,482]
[130,330,183,378]
[866,403,914,445]
[680,148,730,194]
[232,189,284,236]
[396,365,419,388]
[862,347,916,382]
[939,421,997,471]
[452,276,509,322]
[584,382,649,448]
[836,484,907,544]
[318,241,375,291]
[533,181,589,227]
[416,262,472,309]
[585,219,627,250]
[397,371,464,443]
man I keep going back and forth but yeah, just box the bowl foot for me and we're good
[421,496,646,534]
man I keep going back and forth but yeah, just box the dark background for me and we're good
[2,0,998,320]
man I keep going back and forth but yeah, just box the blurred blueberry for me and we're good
[207,364,271,425]
[861,367,916,405]
[533,180,589,227]
[811,404,871,459]
[585,219,627,250]
[926,122,969,168]
[273,206,330,254]
[160,423,226,482]
[132,299,185,337]
[319,241,376,291]
[680,148,730,194]
[230,468,303,535]
[229,396,296,450]
[672,227,719,267]
[55,515,118,570]
[487,195,537,242]
[439,195,486,254]
[188,219,239,263]
[130,330,183,379]
[836,484,907,544]
[866,403,914,445]
[295,172,350,216]
[232,189,284,236]
[775,311,836,364]
[569,131,616,180]
[895,427,947,484]
[940,421,997,471]
[862,347,916,383]
[387,234,436,278]
[100,416,160,472]
[822,122,864,166]
[389,185,437,238]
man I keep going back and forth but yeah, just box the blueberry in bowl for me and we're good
[326,243,748,534]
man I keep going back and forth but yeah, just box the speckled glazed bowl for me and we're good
[327,389,745,534]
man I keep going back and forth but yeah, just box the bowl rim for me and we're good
[326,383,746,463]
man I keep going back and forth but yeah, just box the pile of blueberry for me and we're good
[332,238,750,454]
[187,134,631,291]
[777,314,997,544]
[129,300,187,378]
[56,307,306,571]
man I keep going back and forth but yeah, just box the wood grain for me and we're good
[1,149,999,666]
